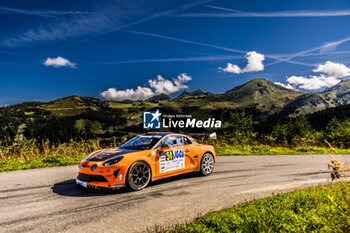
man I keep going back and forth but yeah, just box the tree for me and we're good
[272,115,314,146]
[325,118,350,148]
[225,111,254,144]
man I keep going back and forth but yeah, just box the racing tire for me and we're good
[126,161,152,191]
[199,153,214,176]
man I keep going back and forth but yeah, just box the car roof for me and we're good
[143,132,173,136]
[142,132,184,137]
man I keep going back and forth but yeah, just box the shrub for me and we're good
[272,115,315,147]
[325,118,350,148]
[225,111,255,144]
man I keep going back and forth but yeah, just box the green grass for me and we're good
[166,182,350,233]
[215,144,350,156]
[1,141,350,172]
[0,139,112,172]
[0,154,83,172]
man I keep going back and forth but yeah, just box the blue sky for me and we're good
[1,0,350,105]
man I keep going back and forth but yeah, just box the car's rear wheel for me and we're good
[200,153,214,176]
[127,161,151,191]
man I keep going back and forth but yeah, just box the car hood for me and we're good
[86,148,139,162]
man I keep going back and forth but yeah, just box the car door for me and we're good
[183,136,198,169]
[155,135,192,178]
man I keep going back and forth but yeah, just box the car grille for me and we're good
[77,173,108,182]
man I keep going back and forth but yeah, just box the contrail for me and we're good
[121,29,314,67]
[206,5,252,14]
[2,0,215,48]
[51,2,325,67]
[0,5,90,17]
[265,50,350,58]
[96,55,241,65]
[61,0,216,48]
[266,35,350,67]
[121,29,247,54]
[176,5,350,18]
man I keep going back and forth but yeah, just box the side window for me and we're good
[160,136,174,147]
[184,137,192,145]
[160,136,184,147]
[175,136,184,146]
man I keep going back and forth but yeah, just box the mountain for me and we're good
[2,78,304,120]
[216,78,302,111]
[39,96,109,117]
[176,89,213,99]
[281,79,350,116]
[147,94,171,102]
[3,78,350,144]
[168,78,302,120]
[4,78,350,124]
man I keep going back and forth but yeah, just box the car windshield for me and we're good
[119,135,162,150]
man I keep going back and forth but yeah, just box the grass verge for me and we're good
[0,154,83,172]
[165,182,350,233]
[1,143,350,172]
[216,144,350,155]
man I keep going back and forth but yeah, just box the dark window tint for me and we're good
[160,135,185,147]
[120,136,161,150]
[184,137,192,145]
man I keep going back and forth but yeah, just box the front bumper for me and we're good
[76,161,128,189]
[75,178,126,189]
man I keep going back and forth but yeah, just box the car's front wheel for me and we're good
[200,153,214,176]
[126,161,151,191]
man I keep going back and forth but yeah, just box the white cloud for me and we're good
[100,86,154,101]
[287,75,340,91]
[176,73,192,82]
[274,82,294,90]
[220,51,265,74]
[243,51,265,72]
[312,61,350,77]
[221,63,242,74]
[43,56,76,68]
[149,74,191,95]
[100,73,192,101]
[286,61,350,91]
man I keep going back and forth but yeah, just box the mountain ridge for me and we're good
[281,79,350,116]
[3,78,350,120]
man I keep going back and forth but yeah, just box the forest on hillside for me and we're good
[1,101,350,149]
[1,99,350,171]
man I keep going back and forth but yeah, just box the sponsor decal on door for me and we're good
[159,149,185,173]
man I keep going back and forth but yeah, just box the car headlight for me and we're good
[103,156,123,166]
[91,164,98,171]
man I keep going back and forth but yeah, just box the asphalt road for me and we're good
[1,155,349,233]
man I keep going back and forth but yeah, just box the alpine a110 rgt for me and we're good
[76,132,216,191]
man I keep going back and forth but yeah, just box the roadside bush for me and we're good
[225,111,255,145]
[272,115,316,147]
[325,118,350,148]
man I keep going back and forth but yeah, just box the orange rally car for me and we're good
[76,132,216,191]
